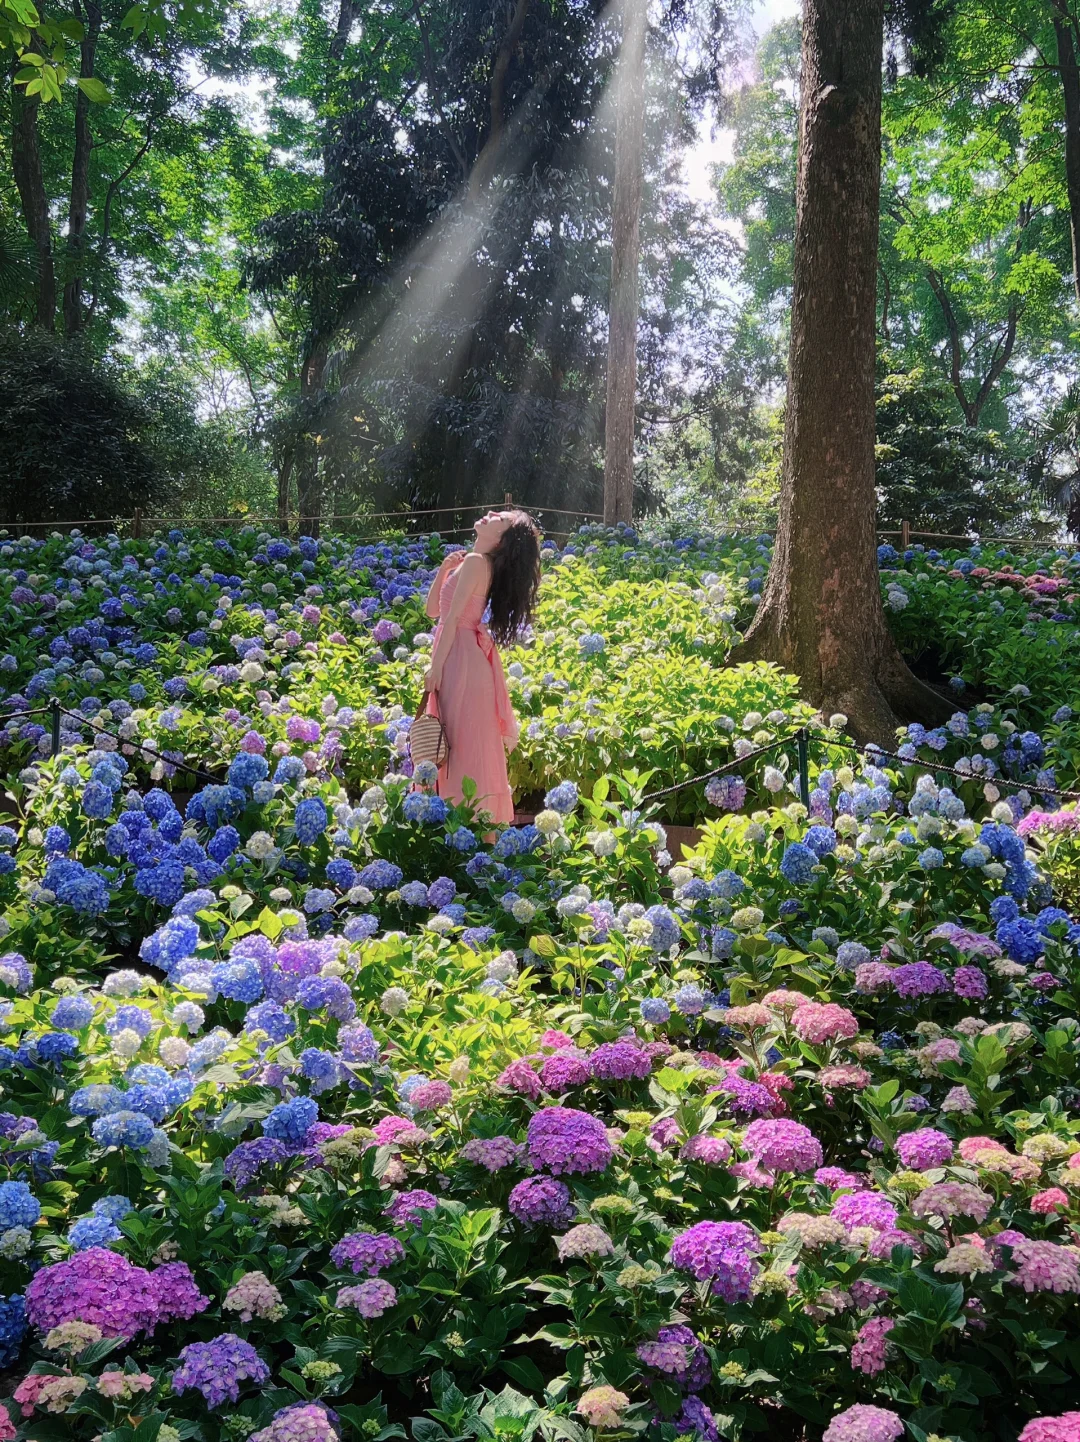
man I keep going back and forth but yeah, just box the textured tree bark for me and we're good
[730,0,948,744]
[11,83,55,329]
[1053,3,1080,310]
[63,1,103,335]
[603,0,647,526]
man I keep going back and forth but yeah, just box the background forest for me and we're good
[3,0,1080,537]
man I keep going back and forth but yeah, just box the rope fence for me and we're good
[638,726,1080,808]
[0,700,1069,828]
[0,497,605,542]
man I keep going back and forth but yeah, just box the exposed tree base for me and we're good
[729,612,952,750]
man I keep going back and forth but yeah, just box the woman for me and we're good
[421,510,541,823]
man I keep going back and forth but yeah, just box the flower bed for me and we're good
[0,525,1073,1442]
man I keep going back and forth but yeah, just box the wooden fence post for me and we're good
[504,492,513,507]
[900,518,910,551]
[132,508,142,540]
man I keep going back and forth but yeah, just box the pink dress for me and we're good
[426,566,519,823]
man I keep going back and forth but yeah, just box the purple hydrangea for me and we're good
[527,1107,613,1175]
[329,1232,405,1276]
[590,1040,652,1082]
[508,1176,576,1228]
[669,1221,760,1301]
[890,962,950,998]
[172,1332,270,1407]
[896,1128,953,1171]
[383,1189,438,1225]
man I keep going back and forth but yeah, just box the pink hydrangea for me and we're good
[761,989,809,1014]
[958,1135,1008,1162]
[853,963,894,994]
[896,1127,953,1170]
[1019,1414,1080,1442]
[818,1064,871,1090]
[680,1135,732,1165]
[822,1404,904,1442]
[540,1052,591,1090]
[497,1059,542,1099]
[850,1316,894,1375]
[372,1116,429,1147]
[409,1081,452,1111]
[1010,1239,1080,1294]
[831,1192,898,1232]
[744,1118,823,1173]
[539,1030,575,1049]
[791,1003,859,1045]
[1031,1188,1070,1215]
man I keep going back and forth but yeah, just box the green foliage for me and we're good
[0,328,164,523]
[874,363,1047,536]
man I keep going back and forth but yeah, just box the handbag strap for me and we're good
[414,690,437,723]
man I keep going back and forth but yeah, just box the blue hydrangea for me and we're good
[106,1005,154,1039]
[244,1002,295,1043]
[50,995,94,1030]
[274,755,306,785]
[0,1294,26,1369]
[55,863,111,915]
[673,983,706,1015]
[710,926,736,959]
[836,941,870,971]
[294,797,328,845]
[446,827,477,853]
[803,825,837,856]
[544,781,579,815]
[709,870,745,900]
[227,752,269,790]
[918,847,945,870]
[264,1096,318,1144]
[140,916,200,972]
[35,1031,78,1065]
[68,1213,121,1250]
[325,858,356,889]
[779,843,816,886]
[70,1083,125,1116]
[299,1048,342,1093]
[339,1023,379,1063]
[208,826,241,863]
[210,958,264,1004]
[134,861,187,908]
[639,997,671,1025]
[0,1182,39,1230]
[645,904,680,952]
[92,1110,155,1150]
[43,826,71,853]
[80,781,114,820]
[342,913,379,942]
[357,860,402,891]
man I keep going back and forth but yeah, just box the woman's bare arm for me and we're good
[426,553,489,687]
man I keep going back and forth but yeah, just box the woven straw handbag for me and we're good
[409,693,449,768]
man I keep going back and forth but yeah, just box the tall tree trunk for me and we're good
[64,0,103,335]
[296,340,328,537]
[731,0,947,744]
[1053,2,1080,310]
[603,0,647,526]
[11,81,55,329]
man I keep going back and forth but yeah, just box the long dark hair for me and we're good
[486,511,541,647]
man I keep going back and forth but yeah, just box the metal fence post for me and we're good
[50,698,60,757]
[796,728,810,809]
